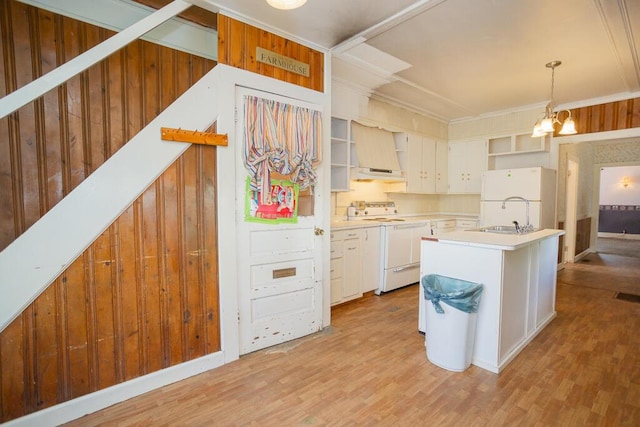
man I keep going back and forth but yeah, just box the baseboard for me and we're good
[598,232,640,240]
[4,351,226,427]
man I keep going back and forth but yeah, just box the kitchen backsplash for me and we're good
[331,181,480,218]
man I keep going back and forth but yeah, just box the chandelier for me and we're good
[531,61,577,137]
[266,0,307,10]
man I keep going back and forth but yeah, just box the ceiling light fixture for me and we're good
[531,60,577,138]
[266,0,307,10]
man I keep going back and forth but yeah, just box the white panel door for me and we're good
[236,87,324,355]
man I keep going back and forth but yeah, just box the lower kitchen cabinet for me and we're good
[455,219,478,230]
[330,229,363,305]
[361,226,381,292]
[430,219,456,236]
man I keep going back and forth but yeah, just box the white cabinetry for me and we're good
[361,226,381,292]
[429,219,456,236]
[448,140,487,193]
[455,219,478,231]
[331,117,356,192]
[330,229,363,305]
[393,133,447,194]
[419,234,561,373]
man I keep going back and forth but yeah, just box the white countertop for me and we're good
[331,214,478,230]
[425,228,565,251]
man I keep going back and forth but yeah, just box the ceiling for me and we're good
[201,0,640,122]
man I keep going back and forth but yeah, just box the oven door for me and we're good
[384,224,413,269]
[380,222,429,293]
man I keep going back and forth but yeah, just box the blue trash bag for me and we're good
[422,274,483,314]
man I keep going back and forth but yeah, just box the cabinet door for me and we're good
[448,141,486,193]
[466,140,487,193]
[405,134,424,193]
[448,142,467,193]
[342,236,362,299]
[421,138,437,193]
[362,227,381,292]
[435,140,448,193]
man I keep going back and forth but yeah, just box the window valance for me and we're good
[243,95,322,204]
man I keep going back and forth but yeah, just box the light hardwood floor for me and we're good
[66,261,640,426]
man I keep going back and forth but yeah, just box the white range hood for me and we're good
[351,122,404,182]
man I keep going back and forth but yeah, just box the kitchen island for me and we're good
[418,228,565,373]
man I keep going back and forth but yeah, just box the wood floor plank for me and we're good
[63,255,640,426]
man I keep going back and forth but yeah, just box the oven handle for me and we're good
[391,223,428,230]
[392,264,419,272]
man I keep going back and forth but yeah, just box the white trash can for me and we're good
[422,274,483,372]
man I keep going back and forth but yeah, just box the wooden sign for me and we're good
[256,47,310,77]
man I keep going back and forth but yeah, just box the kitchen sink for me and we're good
[473,225,537,235]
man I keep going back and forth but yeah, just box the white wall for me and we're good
[599,165,640,205]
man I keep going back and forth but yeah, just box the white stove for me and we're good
[346,201,430,294]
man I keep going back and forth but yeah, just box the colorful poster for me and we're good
[245,178,299,223]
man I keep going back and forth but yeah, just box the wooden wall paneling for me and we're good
[39,11,64,213]
[0,320,25,420]
[631,98,640,128]
[64,262,91,399]
[85,27,109,175]
[118,206,143,382]
[22,307,35,414]
[182,149,205,359]
[570,97,640,135]
[217,15,324,92]
[204,146,221,354]
[162,161,185,366]
[0,1,221,420]
[142,183,162,374]
[62,17,88,192]
[12,1,36,234]
[111,221,126,385]
[106,50,125,157]
[93,230,117,390]
[160,49,176,110]
[0,1,12,250]
[228,17,246,70]
[244,25,259,73]
[32,284,59,411]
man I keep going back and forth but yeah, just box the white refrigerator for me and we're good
[480,167,557,229]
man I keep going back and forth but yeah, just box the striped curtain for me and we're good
[243,95,322,204]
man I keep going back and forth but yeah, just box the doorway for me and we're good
[594,164,640,255]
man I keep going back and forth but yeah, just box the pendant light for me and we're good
[531,61,577,137]
[266,0,307,10]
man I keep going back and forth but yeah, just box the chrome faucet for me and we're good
[501,196,534,233]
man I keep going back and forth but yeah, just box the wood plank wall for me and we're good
[567,97,640,135]
[0,1,219,422]
[217,15,324,92]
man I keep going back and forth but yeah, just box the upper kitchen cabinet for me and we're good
[392,133,448,194]
[448,140,487,193]
[331,117,356,191]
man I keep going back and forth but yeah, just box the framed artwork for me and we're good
[245,177,299,223]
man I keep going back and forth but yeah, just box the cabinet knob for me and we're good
[315,227,325,236]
